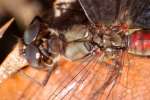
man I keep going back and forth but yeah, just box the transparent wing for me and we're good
[41,51,150,100]
[132,0,150,28]
[78,0,150,28]
[78,0,118,24]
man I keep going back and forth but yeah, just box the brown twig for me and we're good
[0,17,14,38]
[0,41,28,83]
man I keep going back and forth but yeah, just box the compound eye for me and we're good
[24,44,41,68]
[24,17,40,45]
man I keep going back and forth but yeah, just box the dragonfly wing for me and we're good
[117,0,150,28]
[131,0,150,28]
[79,0,150,28]
[78,0,118,24]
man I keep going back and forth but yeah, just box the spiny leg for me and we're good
[18,63,57,86]
[42,64,57,86]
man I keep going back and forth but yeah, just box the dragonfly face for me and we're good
[23,17,67,70]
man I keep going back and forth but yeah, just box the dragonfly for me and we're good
[0,0,149,99]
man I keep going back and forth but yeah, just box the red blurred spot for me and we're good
[129,30,150,55]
